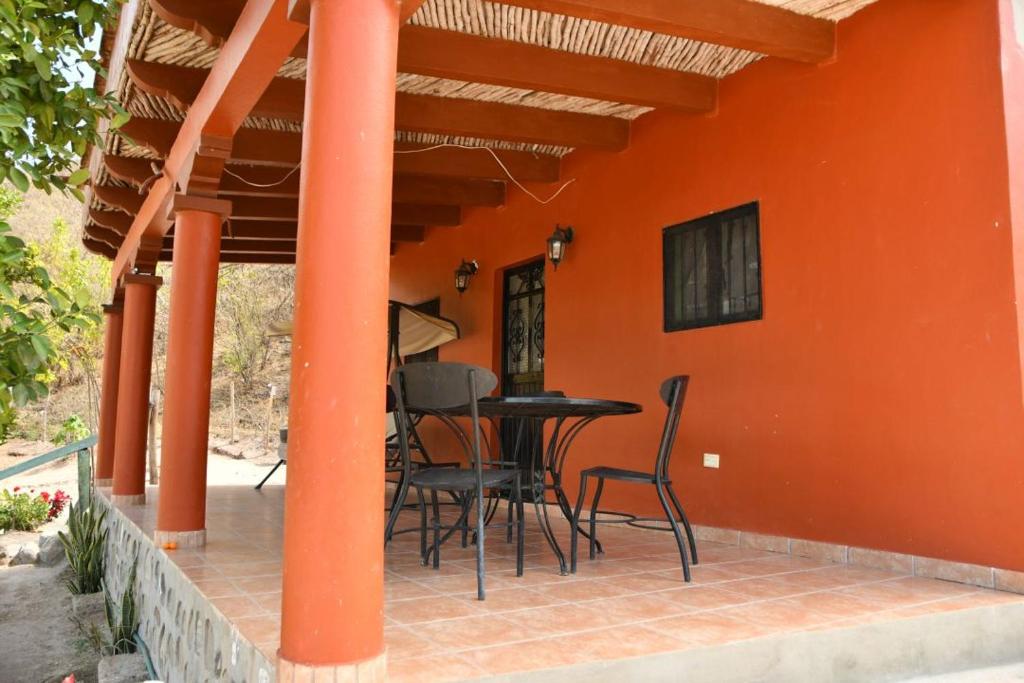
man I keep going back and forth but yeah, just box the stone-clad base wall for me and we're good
[97,494,276,683]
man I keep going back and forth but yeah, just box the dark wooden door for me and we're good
[501,260,546,396]
[500,260,546,493]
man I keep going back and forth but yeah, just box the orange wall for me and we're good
[390,0,1024,571]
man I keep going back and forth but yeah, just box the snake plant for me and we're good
[58,502,108,594]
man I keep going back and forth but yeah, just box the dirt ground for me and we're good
[0,450,283,683]
[0,563,100,683]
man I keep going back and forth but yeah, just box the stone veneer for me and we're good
[97,493,276,683]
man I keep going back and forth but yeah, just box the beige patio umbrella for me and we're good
[267,300,460,360]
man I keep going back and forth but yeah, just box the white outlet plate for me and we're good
[703,453,720,469]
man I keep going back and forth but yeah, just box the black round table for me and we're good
[463,396,642,574]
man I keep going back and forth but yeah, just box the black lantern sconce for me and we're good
[546,225,574,270]
[454,259,479,294]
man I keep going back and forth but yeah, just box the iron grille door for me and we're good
[501,260,546,498]
[502,260,545,396]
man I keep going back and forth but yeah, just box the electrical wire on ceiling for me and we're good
[219,144,576,205]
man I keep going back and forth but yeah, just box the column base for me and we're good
[277,651,386,683]
[154,529,206,548]
[110,493,146,505]
[95,478,113,487]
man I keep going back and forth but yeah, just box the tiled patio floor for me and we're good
[112,486,1024,682]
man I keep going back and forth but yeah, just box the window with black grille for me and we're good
[663,202,762,332]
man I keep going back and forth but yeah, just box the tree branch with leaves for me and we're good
[0,0,127,196]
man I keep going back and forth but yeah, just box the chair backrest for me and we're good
[390,362,497,474]
[655,375,689,481]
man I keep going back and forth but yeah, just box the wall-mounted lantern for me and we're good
[454,259,479,294]
[546,225,574,270]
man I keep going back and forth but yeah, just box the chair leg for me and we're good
[461,493,471,548]
[589,478,605,560]
[506,492,514,544]
[655,480,691,582]
[475,488,486,600]
[385,469,410,545]
[571,473,589,574]
[254,459,285,490]
[430,489,441,570]
[514,477,525,577]
[665,482,698,565]
[416,485,427,564]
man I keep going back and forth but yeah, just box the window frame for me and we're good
[662,201,763,333]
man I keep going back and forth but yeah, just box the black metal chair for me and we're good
[390,362,525,600]
[570,375,698,581]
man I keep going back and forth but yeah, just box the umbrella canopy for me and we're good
[267,300,460,358]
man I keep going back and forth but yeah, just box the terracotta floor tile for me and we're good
[717,577,811,600]
[500,603,624,636]
[646,611,769,645]
[251,592,282,614]
[413,614,530,651]
[233,615,281,643]
[385,626,440,660]
[386,653,485,683]
[179,564,224,581]
[593,571,688,594]
[455,586,565,613]
[582,593,680,624]
[210,595,266,619]
[723,598,837,631]
[387,579,443,601]
[577,624,690,659]
[234,575,283,595]
[387,595,480,625]
[657,586,753,611]
[192,578,242,599]
[459,639,592,675]
[215,560,283,579]
[530,577,634,601]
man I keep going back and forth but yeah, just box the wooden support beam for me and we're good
[222,220,296,240]
[395,92,628,150]
[497,0,834,63]
[117,118,178,157]
[84,238,119,259]
[104,155,160,186]
[392,203,461,227]
[390,225,425,243]
[396,176,505,207]
[400,0,427,23]
[127,59,306,122]
[110,0,308,281]
[90,209,134,235]
[85,224,123,249]
[93,185,145,215]
[115,124,561,182]
[125,57,630,149]
[398,26,716,112]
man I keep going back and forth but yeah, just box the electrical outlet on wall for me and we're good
[703,453,720,469]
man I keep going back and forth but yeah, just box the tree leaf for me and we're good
[8,167,28,192]
[67,168,89,186]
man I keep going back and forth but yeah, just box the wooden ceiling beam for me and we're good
[395,92,628,150]
[398,26,716,112]
[392,203,461,227]
[83,238,119,259]
[90,209,134,235]
[125,57,630,149]
[115,123,561,181]
[104,155,160,186]
[84,224,122,249]
[391,225,425,243]
[93,184,145,215]
[497,0,834,63]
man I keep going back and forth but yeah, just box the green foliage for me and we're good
[0,487,48,530]
[103,560,138,655]
[0,0,127,195]
[58,500,107,594]
[0,210,101,440]
[217,265,293,387]
[54,413,88,443]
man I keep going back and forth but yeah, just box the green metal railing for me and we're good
[0,435,97,505]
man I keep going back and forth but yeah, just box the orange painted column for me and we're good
[155,198,227,548]
[277,0,397,678]
[111,274,162,505]
[95,302,124,487]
